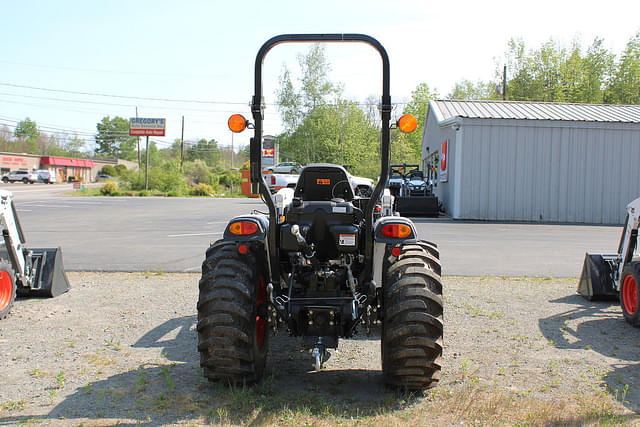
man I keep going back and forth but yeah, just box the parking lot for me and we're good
[2,184,623,277]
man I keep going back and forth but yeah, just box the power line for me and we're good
[0,82,249,105]
[0,91,279,115]
[0,81,409,107]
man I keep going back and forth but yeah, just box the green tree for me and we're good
[185,139,221,167]
[607,31,640,104]
[448,80,495,100]
[14,118,40,153]
[277,44,342,134]
[95,116,137,160]
[582,38,615,103]
[14,117,39,140]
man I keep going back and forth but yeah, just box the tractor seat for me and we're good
[294,164,355,202]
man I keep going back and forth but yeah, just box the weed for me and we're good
[584,344,592,350]
[84,382,92,394]
[104,338,122,351]
[48,390,56,405]
[55,370,65,388]
[135,371,147,393]
[29,368,47,377]
[160,366,175,392]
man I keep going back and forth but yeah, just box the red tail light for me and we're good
[271,175,276,185]
[381,223,412,238]
[229,221,259,236]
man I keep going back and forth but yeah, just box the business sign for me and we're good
[263,149,274,157]
[440,139,448,182]
[129,118,166,136]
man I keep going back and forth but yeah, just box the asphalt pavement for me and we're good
[2,184,623,277]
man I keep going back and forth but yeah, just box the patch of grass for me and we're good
[16,417,43,425]
[0,400,26,411]
[84,353,116,367]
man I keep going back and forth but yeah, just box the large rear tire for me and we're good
[621,262,640,327]
[381,240,443,389]
[0,261,16,319]
[197,241,269,384]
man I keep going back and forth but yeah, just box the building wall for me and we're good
[422,112,458,216]
[423,118,640,225]
[0,153,138,183]
[0,153,41,175]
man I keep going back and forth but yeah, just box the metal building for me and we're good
[421,100,640,224]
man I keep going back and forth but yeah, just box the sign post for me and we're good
[130,118,166,191]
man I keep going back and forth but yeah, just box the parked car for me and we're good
[2,170,37,184]
[36,169,56,184]
[95,174,114,182]
[267,162,302,174]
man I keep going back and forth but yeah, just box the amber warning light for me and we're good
[228,114,248,133]
[397,114,417,133]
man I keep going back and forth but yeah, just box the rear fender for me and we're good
[372,217,419,289]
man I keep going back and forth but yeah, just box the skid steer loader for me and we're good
[197,34,443,390]
[388,164,439,216]
[578,197,640,325]
[0,190,70,319]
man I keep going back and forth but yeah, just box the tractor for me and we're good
[196,34,443,389]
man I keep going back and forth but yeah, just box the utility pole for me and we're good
[180,115,184,170]
[503,65,507,101]
[231,132,234,168]
[136,107,141,173]
[145,135,149,190]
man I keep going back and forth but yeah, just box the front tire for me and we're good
[621,262,640,326]
[22,178,28,184]
[381,240,443,389]
[0,261,16,319]
[1,178,7,184]
[197,241,268,384]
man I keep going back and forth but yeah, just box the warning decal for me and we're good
[339,234,356,246]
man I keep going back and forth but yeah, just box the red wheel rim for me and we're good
[256,276,267,348]
[0,270,12,311]
[623,274,638,315]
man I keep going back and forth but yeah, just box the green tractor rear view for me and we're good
[197,34,443,389]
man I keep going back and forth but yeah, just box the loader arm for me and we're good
[0,190,31,287]
[617,198,640,289]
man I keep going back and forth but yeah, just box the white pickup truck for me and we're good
[264,172,299,193]
[264,169,374,197]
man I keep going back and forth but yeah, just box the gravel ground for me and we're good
[1,272,639,425]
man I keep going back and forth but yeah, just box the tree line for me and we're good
[1,30,637,190]
[277,31,640,175]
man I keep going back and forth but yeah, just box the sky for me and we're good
[1,0,639,154]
